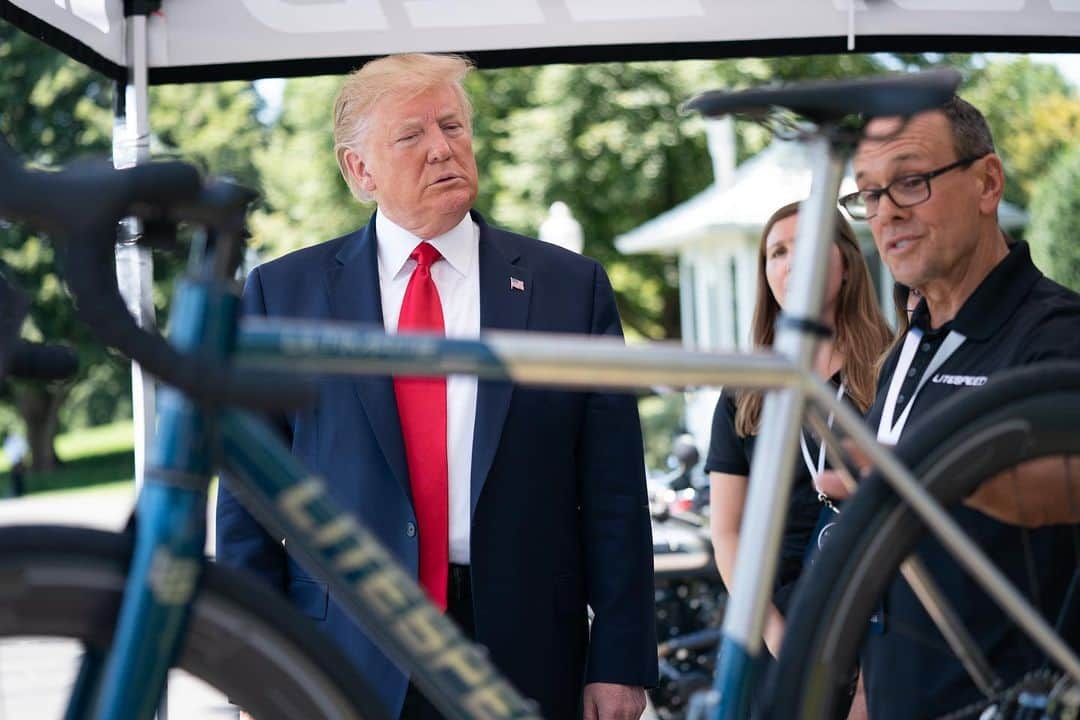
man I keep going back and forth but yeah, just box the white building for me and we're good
[616,119,1027,451]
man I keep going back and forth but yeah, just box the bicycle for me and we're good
[0,68,1075,720]
[680,76,1080,720]
[0,149,536,720]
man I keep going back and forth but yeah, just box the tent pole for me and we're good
[113,15,154,496]
[112,10,167,720]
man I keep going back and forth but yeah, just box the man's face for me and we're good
[350,83,479,239]
[853,111,986,290]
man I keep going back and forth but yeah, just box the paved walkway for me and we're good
[0,485,232,719]
[0,483,216,555]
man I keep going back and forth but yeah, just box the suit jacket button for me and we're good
[406,522,417,538]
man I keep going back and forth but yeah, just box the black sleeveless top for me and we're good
[704,376,845,614]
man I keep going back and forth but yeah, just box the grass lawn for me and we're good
[1,420,135,496]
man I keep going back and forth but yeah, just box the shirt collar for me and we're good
[911,240,1042,341]
[375,209,476,281]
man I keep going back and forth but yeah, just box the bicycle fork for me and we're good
[67,281,235,720]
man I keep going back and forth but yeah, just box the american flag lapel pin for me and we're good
[510,276,525,292]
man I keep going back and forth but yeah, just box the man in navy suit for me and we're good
[216,53,657,720]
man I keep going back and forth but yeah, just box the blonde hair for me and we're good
[734,201,893,437]
[332,53,475,202]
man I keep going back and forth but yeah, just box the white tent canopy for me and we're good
[5,0,1080,83]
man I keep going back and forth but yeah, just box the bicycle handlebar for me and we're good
[0,136,315,412]
[6,342,79,381]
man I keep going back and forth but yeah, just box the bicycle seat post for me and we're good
[711,124,856,720]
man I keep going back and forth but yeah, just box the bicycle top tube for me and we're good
[235,317,808,392]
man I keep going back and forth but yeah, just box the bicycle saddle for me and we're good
[685,68,962,124]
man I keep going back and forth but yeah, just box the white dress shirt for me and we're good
[375,209,480,565]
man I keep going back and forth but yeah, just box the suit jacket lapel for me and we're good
[471,212,532,516]
[326,216,411,500]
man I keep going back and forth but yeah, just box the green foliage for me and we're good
[0,420,134,495]
[250,77,370,261]
[638,392,687,470]
[0,20,264,466]
[146,81,266,329]
[1,447,133,495]
[964,57,1080,208]
[481,62,715,338]
[1028,142,1080,292]
[150,82,265,186]
[0,22,114,460]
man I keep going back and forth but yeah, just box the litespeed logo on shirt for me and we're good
[931,374,988,387]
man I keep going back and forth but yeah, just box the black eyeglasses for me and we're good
[839,154,987,220]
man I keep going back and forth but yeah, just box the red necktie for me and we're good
[393,242,449,610]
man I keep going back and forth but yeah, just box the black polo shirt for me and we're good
[862,241,1080,719]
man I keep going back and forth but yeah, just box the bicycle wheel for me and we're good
[0,524,390,720]
[770,362,1080,720]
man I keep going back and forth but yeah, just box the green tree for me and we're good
[964,57,1080,209]
[0,20,264,470]
[479,56,903,339]
[255,55,918,341]
[0,22,112,468]
[1028,142,1080,292]
[250,77,368,261]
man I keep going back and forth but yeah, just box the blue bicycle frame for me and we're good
[77,277,541,720]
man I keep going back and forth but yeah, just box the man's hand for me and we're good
[816,440,1080,529]
[965,456,1080,527]
[846,672,868,720]
[583,682,646,720]
[814,439,871,501]
[763,606,786,659]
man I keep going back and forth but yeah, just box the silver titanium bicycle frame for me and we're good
[234,133,1080,718]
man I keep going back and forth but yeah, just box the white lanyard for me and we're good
[876,327,966,445]
[800,381,845,481]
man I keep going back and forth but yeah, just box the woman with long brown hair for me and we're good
[706,200,892,661]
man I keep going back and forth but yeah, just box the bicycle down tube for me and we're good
[709,134,848,719]
[217,408,540,720]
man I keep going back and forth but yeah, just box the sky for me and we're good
[1032,52,1080,89]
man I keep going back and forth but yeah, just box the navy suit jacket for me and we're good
[216,211,658,718]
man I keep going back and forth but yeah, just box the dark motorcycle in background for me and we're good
[648,435,726,719]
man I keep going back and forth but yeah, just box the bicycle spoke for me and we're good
[900,557,1002,698]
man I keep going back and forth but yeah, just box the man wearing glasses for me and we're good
[827,96,1080,719]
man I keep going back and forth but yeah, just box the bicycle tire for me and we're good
[0,524,390,720]
[770,361,1080,720]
